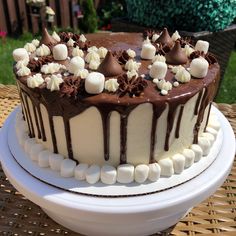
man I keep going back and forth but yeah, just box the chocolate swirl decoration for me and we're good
[60,76,85,99]
[176,37,193,48]
[143,29,159,40]
[117,74,148,97]
[154,43,171,55]
[190,51,217,65]
[113,50,130,65]
[28,56,54,72]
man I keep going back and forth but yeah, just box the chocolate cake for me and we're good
[13,28,221,184]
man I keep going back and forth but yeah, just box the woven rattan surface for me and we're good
[0,85,235,236]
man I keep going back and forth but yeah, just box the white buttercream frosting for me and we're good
[152,54,166,63]
[175,68,191,83]
[24,43,36,53]
[79,34,87,42]
[171,30,181,41]
[72,47,84,57]
[67,38,75,47]
[105,78,119,92]
[52,31,61,42]
[68,56,85,75]
[152,33,159,42]
[98,47,108,58]
[85,51,100,63]
[16,58,29,70]
[125,59,141,71]
[41,62,66,74]
[31,39,40,47]
[126,48,136,58]
[127,70,138,79]
[184,45,195,57]
[36,44,51,56]
[149,61,167,79]
[46,74,63,91]
[171,65,185,74]
[27,73,44,88]
[153,79,172,91]
[89,59,100,70]
[87,46,98,53]
[17,66,31,76]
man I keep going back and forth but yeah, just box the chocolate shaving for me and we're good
[117,74,147,97]
[28,56,54,72]
[60,76,85,99]
[113,50,130,64]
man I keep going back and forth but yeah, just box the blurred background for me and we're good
[0,0,235,103]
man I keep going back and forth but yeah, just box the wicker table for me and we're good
[0,85,235,236]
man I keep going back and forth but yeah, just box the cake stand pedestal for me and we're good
[0,107,235,236]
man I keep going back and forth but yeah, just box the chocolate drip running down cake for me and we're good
[13,28,221,184]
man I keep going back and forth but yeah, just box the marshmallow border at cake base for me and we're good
[10,106,223,196]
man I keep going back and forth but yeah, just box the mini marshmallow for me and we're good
[85,164,100,184]
[172,154,185,174]
[182,149,195,168]
[206,127,218,139]
[18,132,28,146]
[74,163,89,180]
[53,44,68,61]
[13,48,29,62]
[201,132,215,145]
[117,164,134,184]
[195,40,209,54]
[60,159,77,178]
[190,57,209,78]
[134,164,149,183]
[101,165,117,185]
[49,153,64,171]
[24,138,36,153]
[149,61,167,79]
[141,43,156,60]
[38,150,52,168]
[85,72,105,94]
[68,56,85,75]
[158,158,174,177]
[148,163,161,182]
[29,143,44,161]
[190,144,203,162]
[198,137,211,156]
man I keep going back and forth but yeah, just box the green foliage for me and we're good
[79,0,98,33]
[125,0,236,32]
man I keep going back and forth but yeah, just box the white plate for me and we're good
[8,107,223,196]
[0,106,235,236]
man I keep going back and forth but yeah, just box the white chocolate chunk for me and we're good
[190,144,203,162]
[152,33,159,42]
[85,72,105,94]
[60,159,77,178]
[117,164,134,184]
[206,127,218,139]
[29,143,44,161]
[141,43,156,60]
[182,149,195,168]
[198,137,211,156]
[68,56,85,75]
[159,158,174,177]
[172,154,185,174]
[85,164,101,184]
[53,44,68,61]
[148,163,161,182]
[134,164,149,183]
[101,165,117,185]
[74,164,89,180]
[149,61,167,79]
[49,153,64,171]
[195,40,209,54]
[201,132,215,145]
[190,57,209,78]
[38,150,51,168]
[13,48,29,62]
[24,138,36,153]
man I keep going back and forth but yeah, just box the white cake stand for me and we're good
[0,106,235,236]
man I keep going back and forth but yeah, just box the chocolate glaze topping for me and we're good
[165,41,188,65]
[15,32,220,164]
[97,51,124,76]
